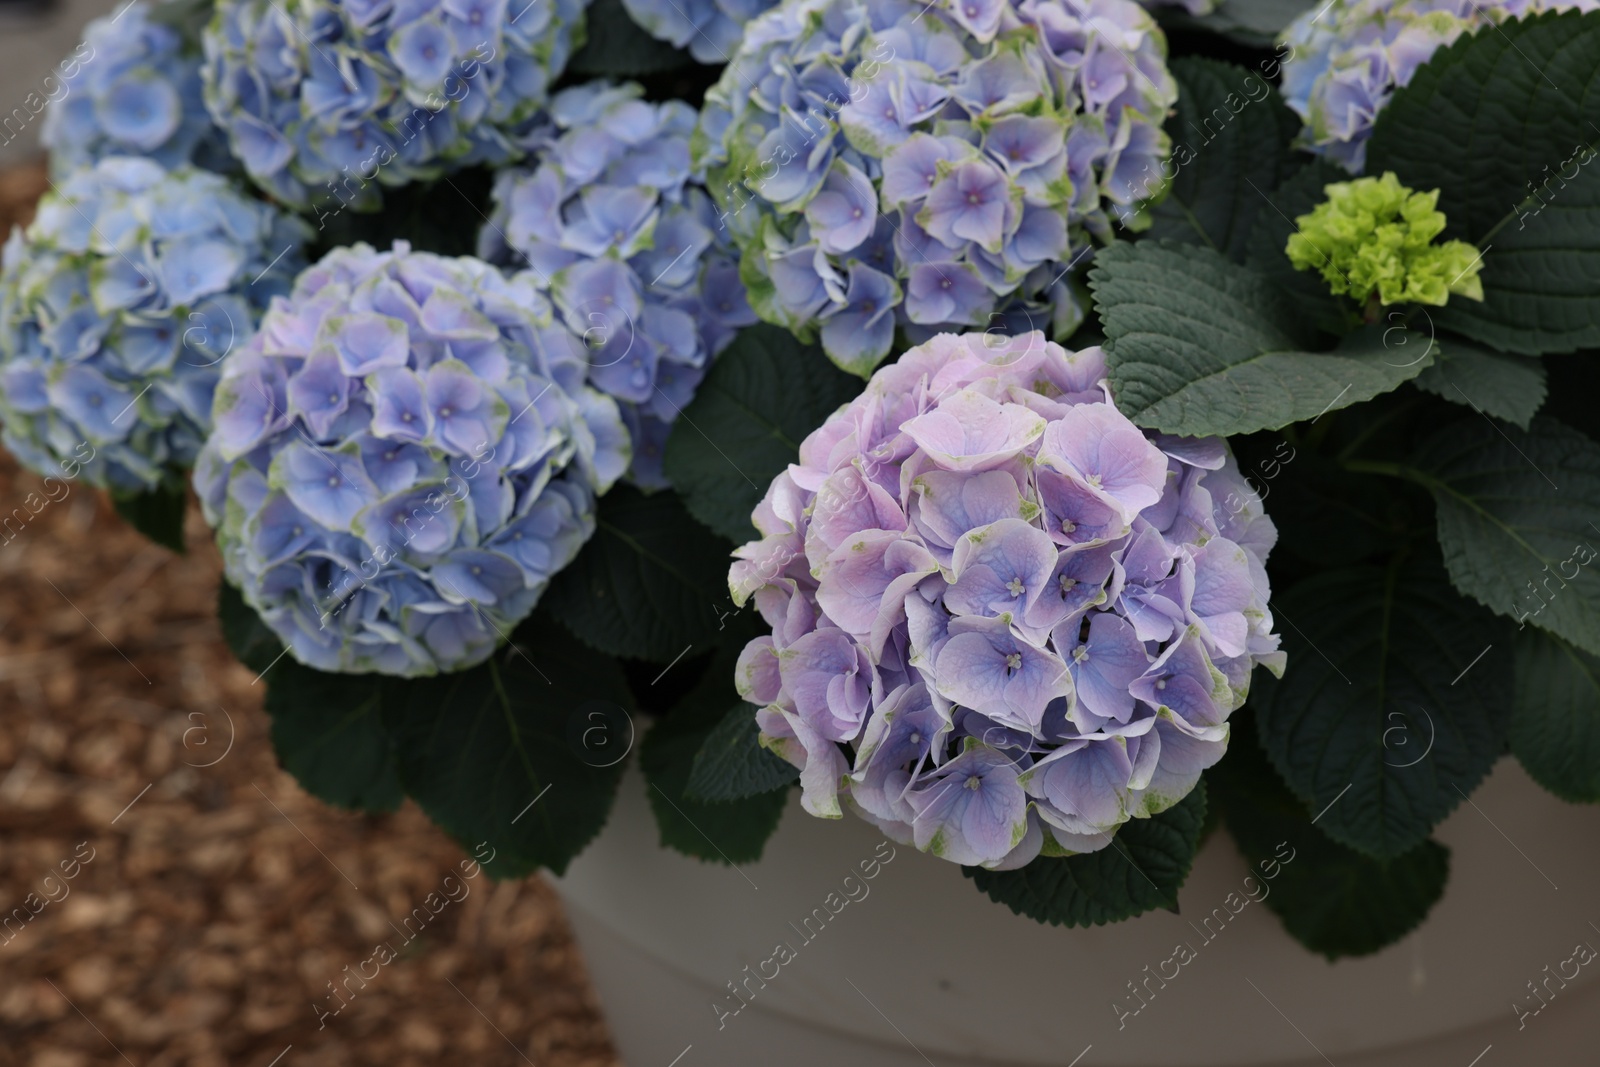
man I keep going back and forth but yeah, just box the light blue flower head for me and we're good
[619,0,779,62]
[1280,0,1600,173]
[201,0,589,211]
[41,2,230,176]
[0,157,309,493]
[481,81,757,487]
[193,242,630,677]
[694,0,1177,376]
[729,333,1284,868]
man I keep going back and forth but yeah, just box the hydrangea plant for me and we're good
[201,0,590,211]
[0,157,308,493]
[41,1,228,175]
[1287,171,1483,309]
[728,332,1283,867]
[694,0,1177,375]
[480,81,756,486]
[1279,0,1600,173]
[193,242,629,676]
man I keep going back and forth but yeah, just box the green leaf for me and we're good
[111,484,187,553]
[1243,159,1355,337]
[663,323,863,543]
[641,649,788,862]
[685,703,797,803]
[1252,558,1512,858]
[1091,241,1434,437]
[1511,627,1600,802]
[1157,0,1311,47]
[1408,416,1600,656]
[265,662,404,814]
[964,784,1207,927]
[1145,58,1301,261]
[1212,712,1449,960]
[382,614,634,878]
[564,0,696,76]
[1412,337,1548,429]
[217,581,284,676]
[543,485,734,662]
[1366,10,1600,354]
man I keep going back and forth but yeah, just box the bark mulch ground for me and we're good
[0,161,623,1067]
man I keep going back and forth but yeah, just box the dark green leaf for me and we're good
[1243,159,1354,337]
[1409,416,1600,656]
[1212,712,1449,959]
[1091,241,1433,437]
[1366,11,1600,354]
[1511,627,1600,802]
[382,614,634,877]
[111,484,187,553]
[218,581,285,676]
[663,323,862,543]
[965,784,1206,927]
[265,662,403,814]
[543,485,733,662]
[685,703,797,803]
[564,0,697,76]
[1145,58,1301,261]
[1412,337,1547,429]
[1252,558,1512,858]
[641,649,787,862]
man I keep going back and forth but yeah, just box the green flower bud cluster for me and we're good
[1286,171,1484,309]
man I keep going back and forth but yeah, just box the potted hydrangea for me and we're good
[4,0,1600,1061]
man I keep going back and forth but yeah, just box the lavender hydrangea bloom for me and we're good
[621,0,779,62]
[729,332,1284,868]
[480,82,756,487]
[201,0,589,211]
[0,158,308,493]
[193,242,630,676]
[1280,0,1600,172]
[694,0,1176,375]
[41,2,229,175]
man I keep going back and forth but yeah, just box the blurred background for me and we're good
[0,151,622,1065]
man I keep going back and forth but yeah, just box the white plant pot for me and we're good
[552,755,1600,1067]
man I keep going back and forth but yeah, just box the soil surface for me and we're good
[0,162,623,1067]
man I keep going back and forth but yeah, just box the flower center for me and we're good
[1072,643,1090,664]
[1061,518,1077,533]
[439,407,453,418]
[1059,575,1077,594]
[1086,473,1103,488]
[1004,651,1022,673]
[965,775,982,790]
[1006,576,1024,597]
[326,475,340,487]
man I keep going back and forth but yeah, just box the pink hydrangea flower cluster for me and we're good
[730,332,1284,868]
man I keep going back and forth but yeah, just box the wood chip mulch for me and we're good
[0,161,624,1067]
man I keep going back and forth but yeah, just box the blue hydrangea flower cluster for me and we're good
[620,0,777,63]
[0,158,308,493]
[694,0,1177,375]
[201,0,589,211]
[730,332,1284,868]
[41,2,229,175]
[1280,0,1600,173]
[480,82,757,487]
[193,243,630,676]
